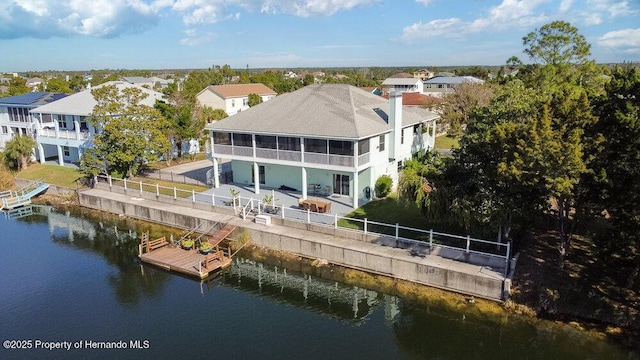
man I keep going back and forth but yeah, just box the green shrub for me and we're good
[374,175,392,198]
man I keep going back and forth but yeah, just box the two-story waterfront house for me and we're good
[205,84,439,209]
[29,81,166,166]
[0,92,68,150]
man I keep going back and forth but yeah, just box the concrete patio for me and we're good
[162,159,369,216]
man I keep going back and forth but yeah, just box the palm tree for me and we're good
[4,135,36,170]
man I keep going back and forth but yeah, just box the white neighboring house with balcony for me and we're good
[196,83,277,117]
[423,76,485,98]
[205,84,439,209]
[381,77,424,95]
[29,81,166,166]
[0,92,68,150]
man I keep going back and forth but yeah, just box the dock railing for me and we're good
[95,175,510,272]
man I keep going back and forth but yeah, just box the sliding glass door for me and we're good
[333,174,350,196]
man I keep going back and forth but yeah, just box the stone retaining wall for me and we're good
[79,189,510,300]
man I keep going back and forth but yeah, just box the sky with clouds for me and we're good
[1,0,638,72]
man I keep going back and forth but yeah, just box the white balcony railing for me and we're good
[210,145,356,168]
[37,128,91,140]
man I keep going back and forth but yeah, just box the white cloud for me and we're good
[258,0,379,17]
[598,27,640,54]
[559,0,574,12]
[415,0,435,6]
[172,0,378,25]
[587,0,638,18]
[0,0,170,39]
[180,29,218,45]
[400,18,462,42]
[401,0,549,43]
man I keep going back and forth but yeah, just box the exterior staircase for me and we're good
[0,180,49,210]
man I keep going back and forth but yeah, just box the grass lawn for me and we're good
[17,163,84,188]
[144,153,207,171]
[16,163,208,196]
[338,194,428,231]
[434,134,459,150]
[129,176,208,197]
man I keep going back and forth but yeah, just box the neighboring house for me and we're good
[25,77,43,89]
[423,76,485,98]
[122,76,173,90]
[0,92,67,149]
[29,81,166,166]
[205,84,438,209]
[413,69,435,81]
[284,71,299,79]
[381,77,424,95]
[196,83,277,116]
[0,92,68,150]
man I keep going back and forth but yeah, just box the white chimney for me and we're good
[388,91,403,161]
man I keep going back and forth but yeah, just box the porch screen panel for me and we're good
[305,138,327,154]
[213,132,231,145]
[329,140,353,156]
[277,136,300,151]
[256,135,277,149]
[232,133,252,147]
[358,139,370,154]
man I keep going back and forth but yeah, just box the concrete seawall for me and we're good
[78,187,510,301]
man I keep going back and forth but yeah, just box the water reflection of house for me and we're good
[226,258,400,321]
[36,207,97,242]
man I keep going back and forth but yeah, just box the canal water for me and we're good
[0,206,635,360]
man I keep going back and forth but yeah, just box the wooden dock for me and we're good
[138,225,236,279]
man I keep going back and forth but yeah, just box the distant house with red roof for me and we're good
[196,83,277,116]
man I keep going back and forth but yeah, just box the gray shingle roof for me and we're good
[206,84,437,140]
[29,81,166,116]
[424,76,484,84]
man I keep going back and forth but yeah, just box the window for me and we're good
[8,107,30,123]
[63,146,70,157]
[255,135,276,149]
[243,98,248,106]
[358,139,369,154]
[232,133,252,147]
[401,129,404,144]
[1,126,7,134]
[329,140,353,156]
[278,136,300,151]
[231,99,236,108]
[305,138,327,154]
[213,132,231,145]
[379,135,385,152]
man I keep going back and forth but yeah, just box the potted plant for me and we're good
[263,194,279,214]
[229,189,240,207]
[200,241,213,254]
[181,238,194,250]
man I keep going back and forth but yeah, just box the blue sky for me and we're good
[1,0,638,72]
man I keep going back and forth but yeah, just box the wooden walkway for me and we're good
[139,225,236,279]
